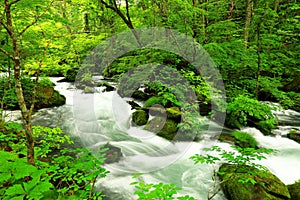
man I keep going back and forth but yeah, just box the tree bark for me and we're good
[244,0,253,48]
[255,20,261,99]
[4,0,35,165]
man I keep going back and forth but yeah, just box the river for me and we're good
[4,77,300,199]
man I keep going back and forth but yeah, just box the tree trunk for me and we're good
[4,0,35,165]
[244,0,253,48]
[255,20,261,99]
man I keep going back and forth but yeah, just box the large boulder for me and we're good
[132,110,149,126]
[218,131,259,149]
[288,180,300,200]
[166,107,182,121]
[32,86,66,109]
[97,81,115,92]
[144,117,178,140]
[218,164,291,200]
[131,90,150,101]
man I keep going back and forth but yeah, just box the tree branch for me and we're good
[17,0,54,37]
[9,0,22,6]
[99,0,116,11]
[0,47,13,60]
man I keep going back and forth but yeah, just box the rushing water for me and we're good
[4,77,300,199]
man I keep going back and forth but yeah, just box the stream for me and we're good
[4,77,300,200]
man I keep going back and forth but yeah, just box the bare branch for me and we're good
[99,0,116,11]
[0,47,13,60]
[17,0,54,37]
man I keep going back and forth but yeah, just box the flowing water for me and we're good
[4,77,300,199]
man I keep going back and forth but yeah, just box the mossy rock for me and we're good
[144,117,178,140]
[218,163,291,200]
[146,106,181,121]
[254,120,276,136]
[132,110,149,126]
[100,143,123,164]
[288,180,300,200]
[144,96,163,108]
[287,130,300,143]
[32,86,66,109]
[219,131,259,149]
[98,81,115,92]
[132,90,150,101]
[166,107,182,120]
[232,131,258,149]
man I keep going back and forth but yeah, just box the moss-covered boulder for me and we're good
[0,76,66,110]
[144,96,163,108]
[288,180,300,200]
[144,117,178,140]
[218,164,291,200]
[166,107,182,120]
[218,131,259,149]
[132,110,149,126]
[99,143,123,164]
[32,86,66,109]
[132,90,150,101]
[287,130,300,143]
[97,81,115,92]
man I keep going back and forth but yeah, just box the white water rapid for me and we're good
[4,77,300,200]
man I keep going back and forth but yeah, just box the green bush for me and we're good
[226,95,277,134]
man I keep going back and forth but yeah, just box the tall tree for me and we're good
[0,0,53,165]
[244,0,253,47]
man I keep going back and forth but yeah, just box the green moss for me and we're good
[144,96,163,108]
[288,180,300,200]
[166,107,182,120]
[132,110,149,126]
[232,131,258,148]
[144,117,178,140]
[218,164,291,200]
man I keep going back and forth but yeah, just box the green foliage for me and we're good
[226,95,277,132]
[191,145,275,192]
[0,122,109,199]
[32,126,73,158]
[191,146,274,172]
[47,148,109,199]
[177,104,204,140]
[131,174,195,200]
[0,151,53,200]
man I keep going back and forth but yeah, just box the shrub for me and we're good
[226,95,277,134]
